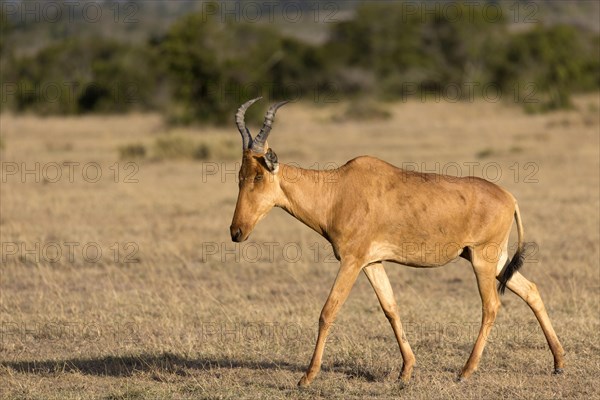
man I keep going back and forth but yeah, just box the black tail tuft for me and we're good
[497,248,526,295]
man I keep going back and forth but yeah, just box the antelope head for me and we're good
[230,98,289,242]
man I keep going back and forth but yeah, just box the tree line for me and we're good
[1,2,598,123]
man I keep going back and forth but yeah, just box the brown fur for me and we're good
[230,107,565,386]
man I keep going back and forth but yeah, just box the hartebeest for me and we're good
[230,98,565,386]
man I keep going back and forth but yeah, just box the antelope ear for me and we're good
[264,148,279,174]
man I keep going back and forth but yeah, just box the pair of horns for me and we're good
[235,97,289,153]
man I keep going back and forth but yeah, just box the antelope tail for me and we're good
[497,203,525,295]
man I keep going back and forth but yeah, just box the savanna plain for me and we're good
[0,96,599,399]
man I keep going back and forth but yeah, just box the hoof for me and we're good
[457,376,467,383]
[297,375,310,387]
[553,368,564,375]
[398,372,412,389]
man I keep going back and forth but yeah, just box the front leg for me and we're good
[298,258,363,387]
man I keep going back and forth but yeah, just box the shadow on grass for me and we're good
[1,353,301,377]
[1,352,380,381]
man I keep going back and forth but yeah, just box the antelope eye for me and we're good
[254,174,263,182]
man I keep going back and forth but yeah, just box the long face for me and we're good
[230,150,279,242]
[230,97,287,242]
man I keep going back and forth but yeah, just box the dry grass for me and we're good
[1,96,599,399]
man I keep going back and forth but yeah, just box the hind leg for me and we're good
[459,245,501,380]
[501,271,565,373]
[364,263,416,384]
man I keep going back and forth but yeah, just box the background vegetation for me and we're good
[1,1,599,122]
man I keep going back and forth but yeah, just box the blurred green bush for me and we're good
[493,25,600,111]
[118,143,147,160]
[118,135,237,161]
[159,6,331,124]
[3,37,161,114]
[326,2,599,109]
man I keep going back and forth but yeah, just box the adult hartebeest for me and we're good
[229,98,565,386]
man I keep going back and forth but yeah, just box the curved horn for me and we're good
[235,97,262,150]
[251,100,289,154]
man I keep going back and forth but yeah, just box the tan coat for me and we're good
[230,99,565,386]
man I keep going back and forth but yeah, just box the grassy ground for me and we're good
[0,96,599,399]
